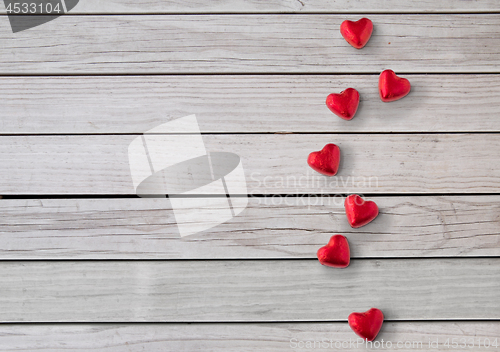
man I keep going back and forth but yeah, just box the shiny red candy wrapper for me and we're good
[379,69,411,102]
[326,88,360,120]
[348,308,384,341]
[307,143,340,176]
[345,194,379,228]
[340,18,373,49]
[317,235,350,268]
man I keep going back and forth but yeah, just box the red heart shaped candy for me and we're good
[348,308,384,341]
[345,194,379,228]
[326,88,360,120]
[307,144,340,176]
[340,18,373,49]
[317,235,350,268]
[379,70,411,102]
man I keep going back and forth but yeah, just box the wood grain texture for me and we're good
[2,75,500,133]
[0,322,498,351]
[1,15,500,74]
[1,196,499,259]
[4,0,500,14]
[1,134,500,194]
[0,259,498,322]
[0,0,498,345]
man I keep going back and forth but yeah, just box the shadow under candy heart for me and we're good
[4,0,79,33]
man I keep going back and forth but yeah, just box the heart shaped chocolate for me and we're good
[326,88,360,120]
[317,235,350,268]
[379,70,411,102]
[345,194,379,228]
[340,18,373,49]
[307,144,340,176]
[348,308,384,341]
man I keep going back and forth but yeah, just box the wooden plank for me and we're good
[0,134,500,194]
[2,75,500,133]
[0,322,498,351]
[0,259,498,322]
[1,15,500,74]
[3,0,500,14]
[1,196,499,259]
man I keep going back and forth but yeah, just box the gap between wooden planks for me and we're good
[1,75,500,133]
[0,15,500,74]
[0,196,499,259]
[0,134,499,194]
[2,0,500,14]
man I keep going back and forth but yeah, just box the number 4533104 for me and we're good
[444,338,498,349]
[6,2,62,14]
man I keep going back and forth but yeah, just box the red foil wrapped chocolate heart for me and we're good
[379,70,411,102]
[348,308,384,341]
[317,235,350,268]
[345,194,379,228]
[307,144,340,176]
[326,88,360,120]
[340,18,373,49]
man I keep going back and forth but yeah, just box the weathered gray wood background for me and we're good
[0,1,499,350]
